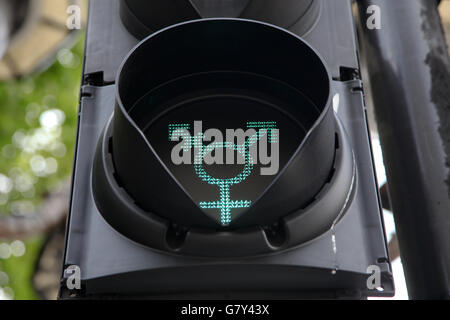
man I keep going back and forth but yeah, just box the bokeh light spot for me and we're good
[0,287,14,300]
[10,240,26,257]
[40,109,66,129]
[9,200,35,216]
[0,243,12,260]
[57,49,80,69]
[0,272,9,287]
[1,145,16,160]
[0,174,13,194]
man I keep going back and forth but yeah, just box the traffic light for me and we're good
[61,0,393,299]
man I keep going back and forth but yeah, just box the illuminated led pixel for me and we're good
[169,122,278,226]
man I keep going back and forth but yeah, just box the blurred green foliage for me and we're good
[0,238,42,300]
[0,33,84,300]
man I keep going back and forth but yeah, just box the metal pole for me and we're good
[356,0,450,299]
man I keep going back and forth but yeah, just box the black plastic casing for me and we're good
[60,0,393,299]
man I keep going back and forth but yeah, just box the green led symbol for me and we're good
[169,122,278,226]
[195,140,254,226]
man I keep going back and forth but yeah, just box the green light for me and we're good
[196,141,254,225]
[169,124,192,151]
[168,124,190,140]
[247,121,278,143]
[169,122,278,226]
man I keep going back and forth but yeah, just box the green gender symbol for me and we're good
[169,122,278,226]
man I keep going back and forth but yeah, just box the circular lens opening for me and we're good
[112,18,333,230]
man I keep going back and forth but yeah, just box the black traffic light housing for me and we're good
[61,0,393,299]
[120,0,322,39]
